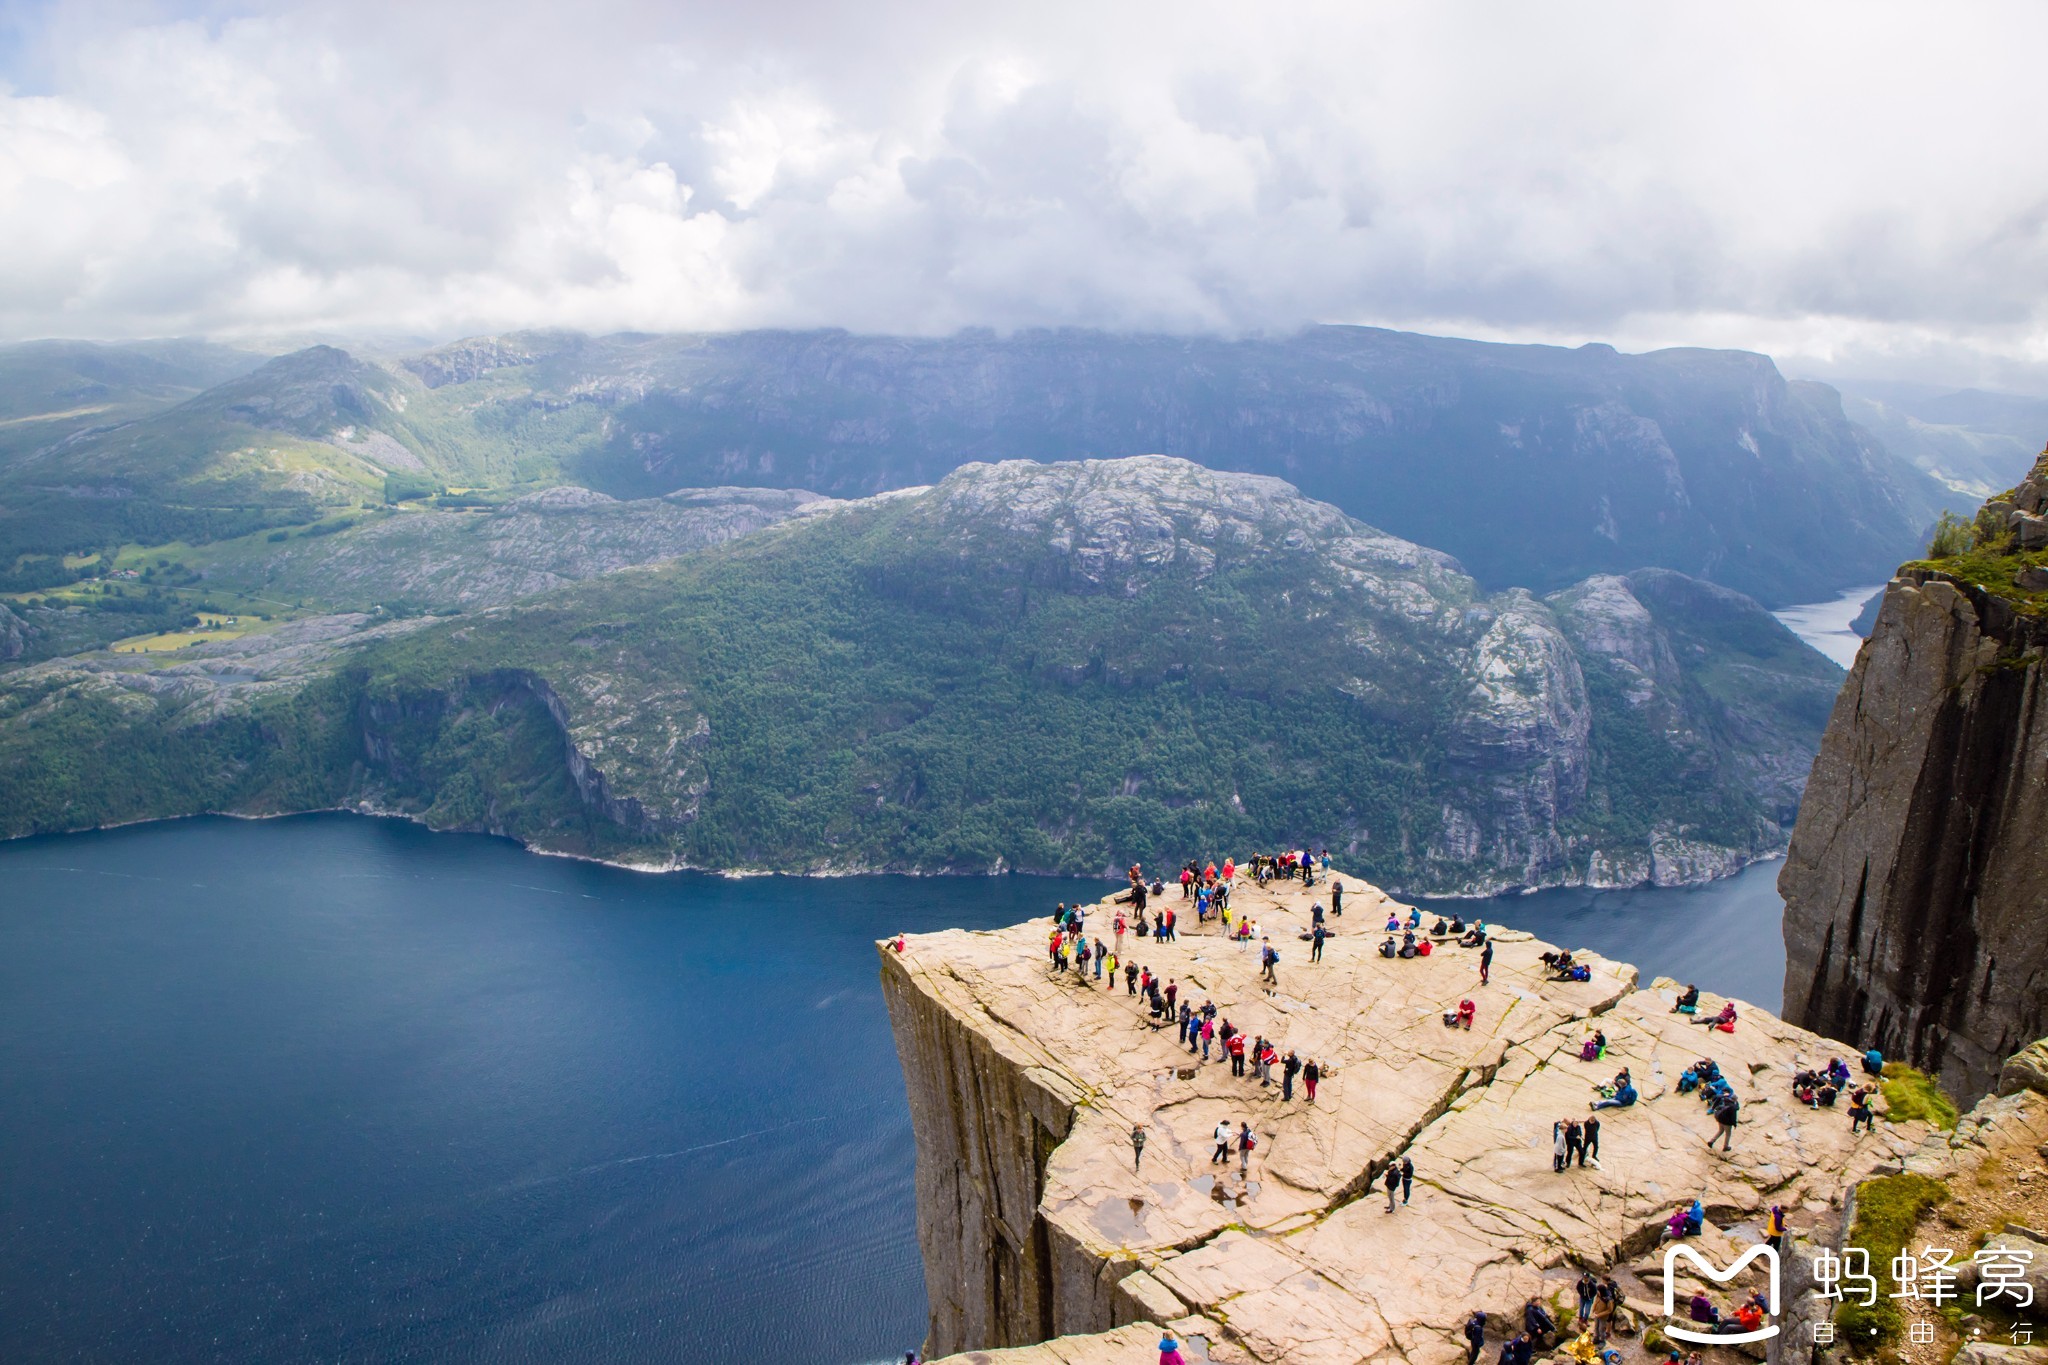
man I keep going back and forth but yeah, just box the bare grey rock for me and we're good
[1782,572,2048,1101]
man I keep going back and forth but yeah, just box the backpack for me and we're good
[1242,1133,1255,1151]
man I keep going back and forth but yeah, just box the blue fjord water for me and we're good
[0,813,1785,1365]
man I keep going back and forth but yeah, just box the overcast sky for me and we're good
[4,0,2047,386]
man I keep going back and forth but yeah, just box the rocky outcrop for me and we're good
[1780,570,2048,1102]
[0,604,27,662]
[886,870,1933,1364]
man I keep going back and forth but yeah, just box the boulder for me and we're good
[1954,1231,2048,1308]
[2011,512,2048,551]
[1954,1344,2048,1365]
[1999,1039,2048,1097]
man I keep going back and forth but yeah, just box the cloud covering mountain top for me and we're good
[5,0,2047,384]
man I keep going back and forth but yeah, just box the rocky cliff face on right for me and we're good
[1781,449,2048,1101]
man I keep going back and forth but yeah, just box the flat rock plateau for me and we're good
[881,870,1946,1365]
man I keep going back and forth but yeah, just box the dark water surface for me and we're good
[0,815,1101,1365]
[0,815,1785,1364]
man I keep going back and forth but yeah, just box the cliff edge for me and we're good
[1781,450,2048,1102]
[883,871,1930,1364]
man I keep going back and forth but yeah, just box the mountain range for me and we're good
[0,327,1970,607]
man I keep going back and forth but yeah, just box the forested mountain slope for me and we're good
[0,457,1842,892]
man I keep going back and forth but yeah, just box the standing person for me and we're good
[1765,1204,1786,1252]
[1312,924,1326,963]
[1303,1057,1320,1103]
[1162,908,1176,942]
[1463,1310,1488,1365]
[1228,1030,1247,1077]
[1261,939,1279,985]
[1575,1270,1598,1329]
[1848,1086,1875,1132]
[1165,979,1178,1014]
[1130,1124,1146,1173]
[1093,942,1105,981]
[1282,1050,1301,1101]
[1553,1120,1568,1172]
[1331,880,1343,917]
[1479,939,1494,986]
[1709,1091,1740,1151]
[1400,1156,1414,1204]
[1177,1000,1192,1045]
[1564,1119,1584,1169]
[1200,1015,1215,1061]
[1181,865,1194,900]
[1591,1281,1616,1346]
[1581,1115,1599,1166]
[1105,952,1118,990]
[1126,962,1139,996]
[1383,1163,1401,1212]
[1238,1122,1255,1174]
[1114,913,1127,954]
[1212,1119,1232,1164]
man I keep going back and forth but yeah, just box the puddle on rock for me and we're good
[1090,1195,1151,1242]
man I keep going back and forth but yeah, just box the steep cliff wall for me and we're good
[1781,570,2048,1100]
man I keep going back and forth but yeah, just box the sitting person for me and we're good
[1815,1083,1839,1108]
[1825,1057,1852,1088]
[1540,949,1575,971]
[1579,1031,1607,1061]
[1458,998,1476,1029]
[1863,1047,1885,1077]
[1431,917,1450,937]
[1398,932,1419,959]
[1385,913,1402,933]
[1696,1058,1722,1084]
[1726,1300,1764,1335]
[1416,937,1433,956]
[1406,907,1423,930]
[1684,1198,1704,1236]
[1677,1066,1701,1094]
[1459,926,1487,948]
[1694,1001,1737,1029]
[1687,1292,1720,1326]
[1379,937,1398,959]
[1672,983,1701,1014]
[1663,1206,1691,1241]
[1793,1081,1817,1107]
[1447,915,1466,935]
[1591,1077,1638,1111]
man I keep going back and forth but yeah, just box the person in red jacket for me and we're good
[1228,1031,1248,1076]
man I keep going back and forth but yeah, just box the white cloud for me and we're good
[3,0,2047,385]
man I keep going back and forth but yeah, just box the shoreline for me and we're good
[4,801,1789,896]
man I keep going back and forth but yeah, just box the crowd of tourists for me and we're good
[1009,856,1901,1365]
